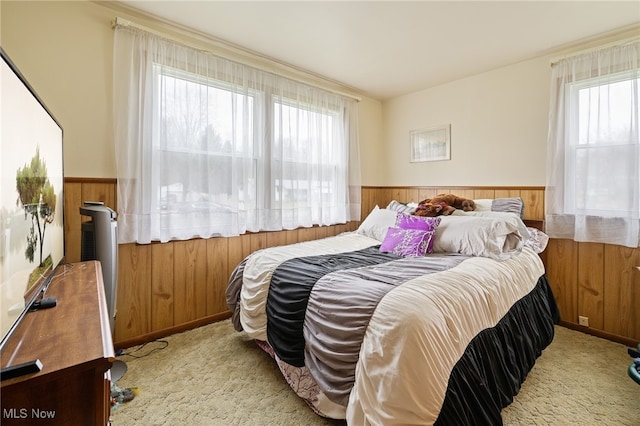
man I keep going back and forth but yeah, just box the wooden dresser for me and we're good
[1,261,115,425]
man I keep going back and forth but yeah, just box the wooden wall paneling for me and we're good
[633,255,640,341]
[250,232,267,253]
[206,237,229,316]
[473,189,496,200]
[380,187,395,204]
[316,226,329,240]
[341,223,351,234]
[440,187,455,198]
[64,181,635,345]
[297,227,318,243]
[455,188,475,200]
[81,182,116,212]
[284,229,300,245]
[603,245,640,341]
[406,188,421,203]
[381,187,392,206]
[366,187,382,210]
[390,188,408,204]
[545,238,578,324]
[379,187,396,208]
[115,243,152,342]
[417,187,439,201]
[173,239,208,324]
[266,230,288,248]
[334,223,352,235]
[151,242,175,330]
[361,202,375,219]
[494,189,521,199]
[577,242,604,330]
[520,189,544,221]
[362,187,379,211]
[64,182,83,263]
[360,187,374,219]
[227,234,252,273]
[63,179,118,264]
[633,294,640,340]
[358,186,548,220]
[334,224,346,236]
[332,224,344,235]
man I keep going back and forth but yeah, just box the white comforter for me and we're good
[237,232,545,424]
[348,246,544,425]
[240,233,379,341]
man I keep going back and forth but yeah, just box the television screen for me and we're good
[0,48,65,352]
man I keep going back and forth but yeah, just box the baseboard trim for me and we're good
[114,311,232,350]
[559,320,637,347]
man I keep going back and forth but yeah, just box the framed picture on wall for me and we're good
[410,124,451,162]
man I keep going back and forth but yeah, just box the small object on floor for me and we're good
[629,344,640,385]
[111,382,138,409]
[111,359,128,382]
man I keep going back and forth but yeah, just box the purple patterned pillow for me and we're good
[379,227,436,257]
[395,213,441,252]
[396,213,441,231]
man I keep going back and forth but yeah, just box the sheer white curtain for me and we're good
[545,41,640,248]
[113,26,360,244]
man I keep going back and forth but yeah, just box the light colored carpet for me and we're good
[110,320,639,425]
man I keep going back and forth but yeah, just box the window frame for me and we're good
[151,62,349,226]
[563,69,640,217]
[152,63,262,213]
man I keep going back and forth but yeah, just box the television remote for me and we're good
[0,359,43,381]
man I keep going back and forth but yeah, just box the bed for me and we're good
[226,198,560,425]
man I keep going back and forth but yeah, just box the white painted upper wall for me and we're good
[381,56,551,187]
[377,24,638,188]
[0,1,383,181]
[1,1,116,179]
[0,1,635,188]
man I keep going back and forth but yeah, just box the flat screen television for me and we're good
[0,48,65,362]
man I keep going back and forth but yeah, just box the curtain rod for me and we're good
[113,17,362,102]
[550,35,640,67]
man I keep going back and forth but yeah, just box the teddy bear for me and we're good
[412,193,475,217]
[427,193,476,212]
[412,201,456,217]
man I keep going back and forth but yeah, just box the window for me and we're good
[113,26,360,244]
[545,42,640,248]
[564,71,640,217]
[154,65,257,221]
[272,99,345,222]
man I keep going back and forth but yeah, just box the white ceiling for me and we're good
[119,1,640,100]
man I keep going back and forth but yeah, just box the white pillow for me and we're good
[356,206,398,241]
[386,200,416,214]
[472,199,493,212]
[451,210,530,240]
[432,215,526,260]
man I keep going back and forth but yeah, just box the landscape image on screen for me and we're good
[0,52,64,347]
